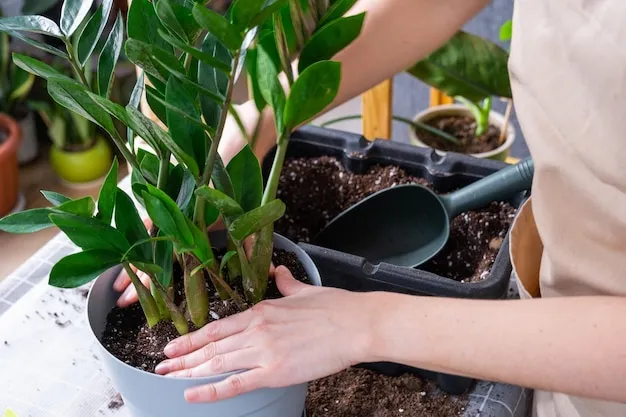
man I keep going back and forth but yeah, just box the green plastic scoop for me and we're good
[313,158,534,268]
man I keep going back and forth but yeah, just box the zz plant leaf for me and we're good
[97,12,124,98]
[50,250,122,288]
[284,60,340,130]
[96,158,119,224]
[41,191,71,206]
[192,3,243,51]
[0,197,95,234]
[229,199,286,242]
[50,213,130,254]
[60,0,94,37]
[77,0,114,66]
[227,144,262,212]
[256,44,285,133]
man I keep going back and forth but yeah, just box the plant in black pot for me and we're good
[0,0,363,415]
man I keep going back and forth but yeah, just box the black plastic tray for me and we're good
[261,125,528,394]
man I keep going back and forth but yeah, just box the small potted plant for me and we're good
[31,92,113,187]
[0,0,362,416]
[407,29,515,161]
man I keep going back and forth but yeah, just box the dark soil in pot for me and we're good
[306,368,468,417]
[275,156,516,283]
[101,249,310,373]
[416,115,502,154]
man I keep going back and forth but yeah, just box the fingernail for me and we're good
[164,342,178,357]
[154,362,169,375]
[185,388,199,403]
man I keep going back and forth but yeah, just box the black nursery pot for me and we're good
[262,125,528,394]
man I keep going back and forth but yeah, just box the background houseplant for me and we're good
[0,0,363,414]
[407,25,514,160]
[0,22,36,165]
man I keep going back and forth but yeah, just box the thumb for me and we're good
[275,266,308,296]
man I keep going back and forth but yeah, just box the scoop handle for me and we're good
[441,158,534,218]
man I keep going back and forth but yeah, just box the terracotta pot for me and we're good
[409,104,516,161]
[0,113,22,217]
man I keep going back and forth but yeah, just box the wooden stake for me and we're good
[362,79,393,140]
[498,99,513,146]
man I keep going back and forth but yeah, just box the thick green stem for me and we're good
[262,130,290,204]
[157,151,171,189]
[247,225,274,304]
[226,235,242,282]
[148,273,189,335]
[183,255,210,328]
[207,267,246,310]
[193,52,241,228]
[123,264,161,327]
[64,40,90,87]
[151,281,171,320]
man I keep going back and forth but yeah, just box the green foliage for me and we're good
[0,0,361,333]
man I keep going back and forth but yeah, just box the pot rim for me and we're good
[86,232,320,382]
[408,103,516,159]
[0,113,22,158]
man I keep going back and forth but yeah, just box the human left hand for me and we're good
[154,266,376,403]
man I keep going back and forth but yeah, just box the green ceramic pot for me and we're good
[49,136,113,187]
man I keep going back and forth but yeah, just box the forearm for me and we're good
[367,293,626,403]
[219,0,489,164]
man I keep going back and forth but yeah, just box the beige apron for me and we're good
[508,1,626,416]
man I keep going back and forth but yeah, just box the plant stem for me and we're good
[249,116,263,150]
[123,264,161,327]
[498,99,513,146]
[148,273,189,335]
[151,281,171,320]
[193,52,241,227]
[262,130,290,204]
[207,267,246,310]
[64,39,90,87]
[157,151,171,190]
[183,254,210,328]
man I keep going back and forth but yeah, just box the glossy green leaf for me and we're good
[154,231,174,287]
[158,29,230,73]
[249,0,288,28]
[145,85,214,135]
[212,153,236,199]
[50,250,121,288]
[244,47,265,111]
[138,152,159,185]
[12,53,69,81]
[127,70,145,150]
[220,250,237,274]
[227,145,262,212]
[195,185,243,217]
[3,30,67,57]
[41,191,70,206]
[156,0,201,43]
[318,0,358,27]
[96,158,118,224]
[0,15,63,38]
[46,77,117,138]
[97,12,124,98]
[298,13,364,72]
[406,31,512,102]
[229,199,285,242]
[127,107,200,177]
[187,218,212,262]
[192,3,243,51]
[145,85,168,125]
[256,44,285,132]
[175,168,196,212]
[284,60,340,130]
[131,168,149,206]
[0,197,95,233]
[198,32,232,128]
[77,0,114,66]
[125,39,176,83]
[143,185,194,246]
[165,77,206,173]
[230,0,265,30]
[60,0,94,36]
[115,190,152,262]
[127,0,171,51]
[50,213,130,253]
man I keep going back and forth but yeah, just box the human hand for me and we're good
[154,266,375,403]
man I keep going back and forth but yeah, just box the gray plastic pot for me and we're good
[87,233,320,417]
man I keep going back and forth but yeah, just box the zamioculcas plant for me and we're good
[0,0,365,337]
